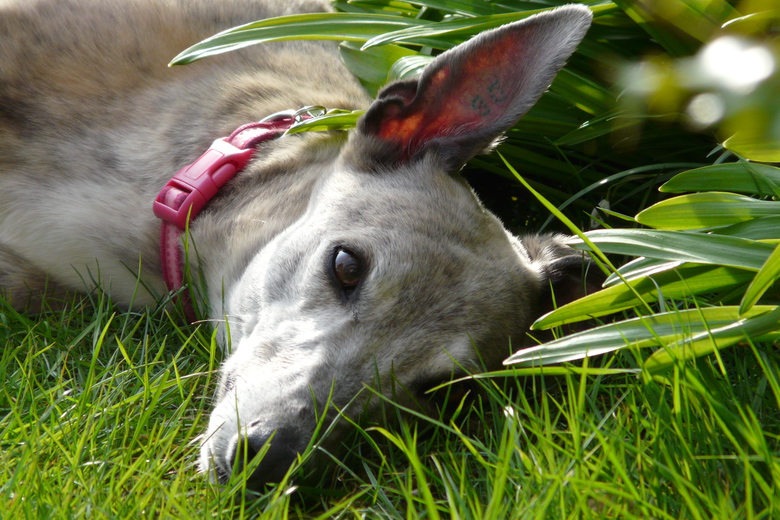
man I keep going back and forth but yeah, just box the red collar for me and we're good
[152,107,321,322]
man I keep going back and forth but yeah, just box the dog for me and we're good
[0,0,594,487]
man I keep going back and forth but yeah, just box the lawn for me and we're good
[2,0,779,518]
[3,296,778,518]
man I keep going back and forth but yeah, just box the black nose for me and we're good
[226,426,302,487]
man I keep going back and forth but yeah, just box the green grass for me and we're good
[0,296,220,518]
[2,295,779,518]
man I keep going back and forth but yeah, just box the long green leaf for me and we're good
[395,0,513,16]
[170,13,429,65]
[466,367,641,379]
[636,192,780,230]
[554,108,642,145]
[715,216,780,240]
[540,163,701,231]
[333,0,419,16]
[361,11,542,49]
[284,110,364,134]
[568,229,774,271]
[724,133,780,163]
[603,258,683,287]
[361,4,617,50]
[548,69,615,116]
[388,55,434,82]
[507,306,777,367]
[644,306,780,372]
[611,0,738,56]
[660,162,780,196]
[500,154,615,274]
[533,264,755,329]
[339,41,416,93]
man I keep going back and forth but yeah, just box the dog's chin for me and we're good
[198,440,335,492]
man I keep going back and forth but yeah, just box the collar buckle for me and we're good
[153,138,255,230]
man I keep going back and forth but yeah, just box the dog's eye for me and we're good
[333,247,363,290]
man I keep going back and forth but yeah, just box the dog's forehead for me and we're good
[272,161,529,292]
[312,161,501,239]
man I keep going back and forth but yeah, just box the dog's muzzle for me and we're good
[205,423,309,488]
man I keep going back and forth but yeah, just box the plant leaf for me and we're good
[339,41,416,94]
[739,243,780,315]
[388,55,434,82]
[361,11,541,50]
[568,229,774,271]
[539,162,701,231]
[507,306,777,367]
[390,0,512,17]
[284,110,365,134]
[554,108,641,146]
[361,4,617,50]
[603,258,684,287]
[636,192,780,230]
[660,162,780,196]
[724,133,780,163]
[170,13,427,65]
[611,0,738,56]
[715,216,780,240]
[533,264,756,329]
[644,306,780,372]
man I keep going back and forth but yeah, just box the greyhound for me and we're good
[0,0,594,487]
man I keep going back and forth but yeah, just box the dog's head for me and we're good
[200,5,594,488]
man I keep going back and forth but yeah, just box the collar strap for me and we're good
[152,107,323,322]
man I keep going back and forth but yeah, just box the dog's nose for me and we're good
[226,425,301,486]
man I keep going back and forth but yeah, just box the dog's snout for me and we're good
[226,426,302,487]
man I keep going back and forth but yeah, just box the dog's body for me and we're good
[1,0,593,487]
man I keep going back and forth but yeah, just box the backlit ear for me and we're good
[355,5,592,169]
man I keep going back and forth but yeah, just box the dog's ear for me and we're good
[522,233,605,318]
[354,5,592,169]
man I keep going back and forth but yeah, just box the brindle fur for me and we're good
[0,0,593,487]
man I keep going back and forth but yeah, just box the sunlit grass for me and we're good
[0,296,222,518]
[2,295,778,518]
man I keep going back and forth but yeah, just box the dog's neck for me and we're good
[154,111,324,322]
